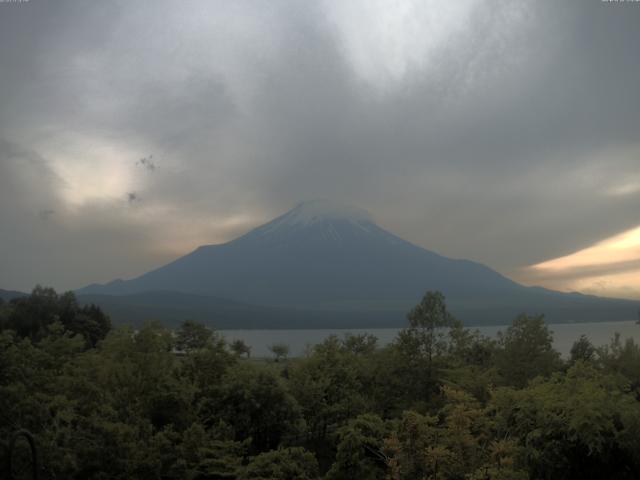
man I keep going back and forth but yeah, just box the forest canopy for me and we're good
[2,288,640,479]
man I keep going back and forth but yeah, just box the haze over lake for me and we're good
[222,320,640,358]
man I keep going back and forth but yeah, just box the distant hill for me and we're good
[0,288,27,302]
[78,200,639,328]
[76,291,407,329]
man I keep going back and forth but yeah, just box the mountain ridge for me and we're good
[0,288,28,302]
[77,200,638,326]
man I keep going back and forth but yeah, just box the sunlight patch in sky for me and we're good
[528,225,640,298]
[532,226,640,271]
[325,0,479,88]
[47,136,138,207]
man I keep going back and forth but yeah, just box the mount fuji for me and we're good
[77,200,638,327]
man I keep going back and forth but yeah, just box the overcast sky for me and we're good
[1,0,639,299]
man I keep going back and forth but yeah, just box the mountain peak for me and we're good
[76,198,638,327]
[238,199,380,245]
[281,199,373,227]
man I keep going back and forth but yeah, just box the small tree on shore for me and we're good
[269,343,290,362]
[230,339,252,358]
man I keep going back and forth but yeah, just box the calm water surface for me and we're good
[221,320,639,358]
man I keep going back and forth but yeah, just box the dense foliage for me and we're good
[2,288,640,479]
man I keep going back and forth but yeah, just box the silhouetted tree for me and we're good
[230,338,252,358]
[342,333,378,355]
[392,291,456,400]
[405,291,455,368]
[570,334,596,364]
[269,343,290,362]
[3,286,110,347]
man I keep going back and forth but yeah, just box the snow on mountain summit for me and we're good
[245,199,377,242]
[280,199,373,226]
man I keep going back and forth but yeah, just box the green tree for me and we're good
[443,323,500,403]
[448,321,496,367]
[405,291,456,368]
[289,336,366,440]
[203,363,303,453]
[596,333,640,394]
[6,285,60,341]
[388,291,456,404]
[238,447,319,480]
[496,313,561,387]
[155,423,246,479]
[64,303,111,348]
[384,387,527,480]
[342,333,378,355]
[491,362,640,479]
[325,414,388,480]
[181,334,236,393]
[3,286,110,347]
[175,319,214,352]
[384,410,439,480]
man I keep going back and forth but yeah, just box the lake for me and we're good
[221,320,640,358]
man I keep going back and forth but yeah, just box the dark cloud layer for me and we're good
[1,0,639,297]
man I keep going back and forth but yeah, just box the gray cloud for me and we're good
[39,209,56,220]
[1,0,639,296]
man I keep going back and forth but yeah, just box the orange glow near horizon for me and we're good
[527,225,640,299]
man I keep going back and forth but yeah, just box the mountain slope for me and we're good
[79,200,519,305]
[78,200,639,326]
[75,291,409,329]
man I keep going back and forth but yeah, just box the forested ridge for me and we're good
[2,287,640,479]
